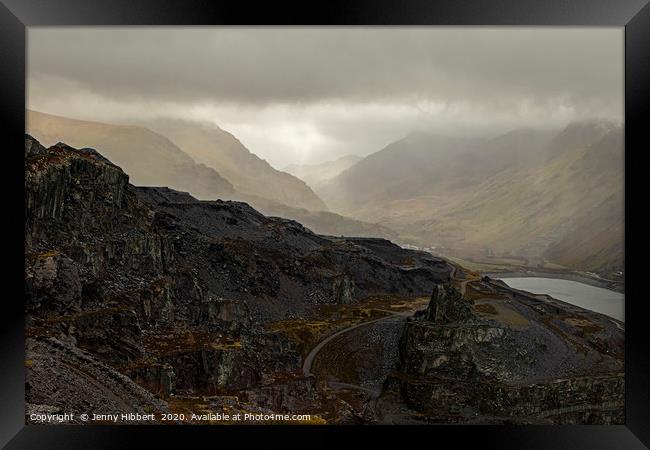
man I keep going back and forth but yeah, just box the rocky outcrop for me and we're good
[424,283,472,324]
[384,280,624,424]
[26,337,170,422]
[134,190,450,322]
[24,135,452,419]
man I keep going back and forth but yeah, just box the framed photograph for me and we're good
[1,0,648,447]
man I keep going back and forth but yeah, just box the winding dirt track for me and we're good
[303,261,465,378]
[302,261,465,381]
[302,314,399,377]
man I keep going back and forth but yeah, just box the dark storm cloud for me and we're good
[27,27,623,167]
[28,27,622,109]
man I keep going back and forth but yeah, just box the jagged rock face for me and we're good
[399,287,505,381]
[384,371,624,424]
[24,135,452,415]
[425,284,472,324]
[397,318,508,381]
[331,275,355,305]
[388,280,624,423]
[135,189,451,322]
[26,337,170,422]
[25,136,179,325]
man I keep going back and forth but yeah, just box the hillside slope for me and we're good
[318,122,623,274]
[25,135,451,417]
[27,110,235,200]
[144,118,328,211]
[27,110,394,239]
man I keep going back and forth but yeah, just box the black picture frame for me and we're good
[1,0,648,448]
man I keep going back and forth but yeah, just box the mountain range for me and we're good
[27,110,235,200]
[142,117,327,211]
[316,121,623,275]
[26,110,394,239]
[27,110,623,276]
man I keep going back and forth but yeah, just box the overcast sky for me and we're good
[27,27,623,168]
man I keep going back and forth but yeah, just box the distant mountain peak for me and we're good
[141,117,328,212]
[316,121,623,275]
[27,110,235,200]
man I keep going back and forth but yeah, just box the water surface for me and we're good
[498,277,624,322]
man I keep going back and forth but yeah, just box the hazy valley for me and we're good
[315,121,623,278]
[284,154,363,187]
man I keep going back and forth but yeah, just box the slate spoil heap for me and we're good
[24,135,451,423]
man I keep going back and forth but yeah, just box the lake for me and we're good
[498,277,624,322]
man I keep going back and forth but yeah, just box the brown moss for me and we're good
[541,316,590,355]
[464,283,507,301]
[25,325,52,338]
[25,153,67,173]
[113,355,159,372]
[562,316,604,338]
[474,303,498,315]
[268,295,428,358]
[25,250,60,264]
[150,276,171,294]
[261,370,304,385]
[143,328,243,357]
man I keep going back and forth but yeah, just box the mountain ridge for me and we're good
[27,109,236,201]
[317,121,623,276]
[27,110,396,239]
[142,117,328,212]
